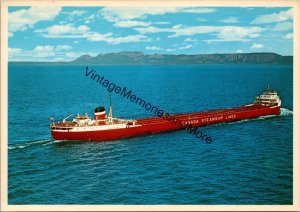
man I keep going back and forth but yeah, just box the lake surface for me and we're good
[8,63,293,204]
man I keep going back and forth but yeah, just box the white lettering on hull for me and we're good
[201,114,236,123]
[182,120,199,125]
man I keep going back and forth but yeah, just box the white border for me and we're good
[1,0,299,211]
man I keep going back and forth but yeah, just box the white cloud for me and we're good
[272,21,293,31]
[108,35,150,45]
[251,8,293,24]
[100,7,174,22]
[251,43,264,49]
[8,45,88,61]
[83,32,113,41]
[169,26,194,37]
[146,46,161,50]
[8,47,23,56]
[86,33,150,45]
[35,23,150,45]
[63,10,86,16]
[220,17,239,23]
[8,7,61,35]
[184,38,196,42]
[55,45,73,51]
[135,26,160,34]
[82,14,95,24]
[204,39,246,43]
[217,26,262,40]
[154,21,170,25]
[135,24,263,41]
[179,44,192,49]
[99,7,216,23]
[236,49,243,53]
[180,8,216,14]
[9,45,54,59]
[166,48,176,52]
[33,45,55,58]
[62,10,87,22]
[172,24,183,29]
[285,33,293,39]
[99,7,215,30]
[35,24,90,37]
[114,20,151,28]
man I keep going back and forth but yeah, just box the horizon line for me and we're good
[8,51,293,63]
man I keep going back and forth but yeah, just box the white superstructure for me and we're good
[254,85,281,107]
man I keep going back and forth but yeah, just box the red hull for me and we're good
[51,105,280,141]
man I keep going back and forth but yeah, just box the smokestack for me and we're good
[94,106,106,120]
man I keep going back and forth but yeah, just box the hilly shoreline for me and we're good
[10,52,293,65]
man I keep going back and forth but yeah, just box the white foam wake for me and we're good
[8,139,54,150]
[280,108,293,116]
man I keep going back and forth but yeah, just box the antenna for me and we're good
[63,114,73,123]
[108,92,113,123]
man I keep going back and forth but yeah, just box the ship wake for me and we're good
[8,139,60,150]
[280,108,293,116]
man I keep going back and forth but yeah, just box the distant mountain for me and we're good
[71,52,292,65]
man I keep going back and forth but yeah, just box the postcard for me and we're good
[1,0,299,211]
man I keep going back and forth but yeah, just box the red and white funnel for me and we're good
[94,106,106,120]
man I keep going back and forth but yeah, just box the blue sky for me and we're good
[8,6,293,61]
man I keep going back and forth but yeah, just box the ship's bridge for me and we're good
[254,86,281,107]
[72,114,93,125]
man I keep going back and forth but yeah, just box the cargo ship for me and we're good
[50,86,281,141]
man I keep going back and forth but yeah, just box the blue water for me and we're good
[8,63,293,204]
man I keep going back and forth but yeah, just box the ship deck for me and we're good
[136,104,267,125]
[51,104,271,129]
